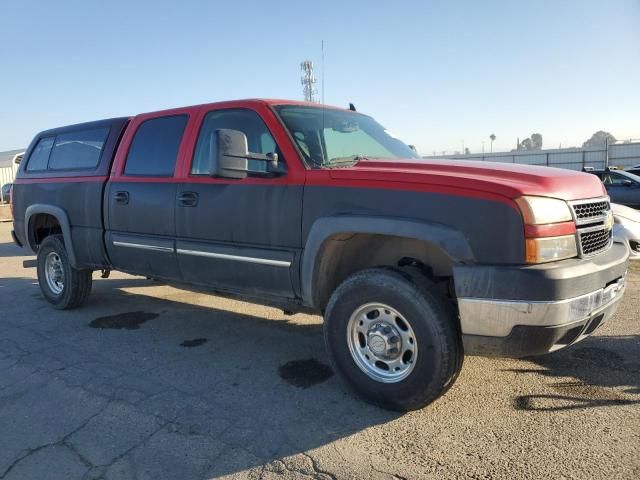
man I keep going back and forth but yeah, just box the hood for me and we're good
[328,158,607,201]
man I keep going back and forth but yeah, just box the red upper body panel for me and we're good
[263,99,607,202]
[329,158,607,202]
[18,98,605,205]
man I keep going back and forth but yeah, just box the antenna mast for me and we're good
[300,60,318,103]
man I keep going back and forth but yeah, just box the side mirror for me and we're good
[211,129,280,179]
[213,129,250,179]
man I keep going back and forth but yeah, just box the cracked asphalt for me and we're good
[0,222,639,480]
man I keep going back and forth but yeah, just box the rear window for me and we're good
[26,137,55,171]
[25,127,109,172]
[124,115,188,176]
[48,127,109,170]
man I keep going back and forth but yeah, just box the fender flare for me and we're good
[24,204,78,268]
[300,215,475,307]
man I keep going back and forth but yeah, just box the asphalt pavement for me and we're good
[0,222,638,479]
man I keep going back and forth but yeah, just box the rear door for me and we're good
[105,112,191,280]
[174,105,304,298]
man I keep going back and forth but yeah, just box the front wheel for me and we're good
[324,268,462,411]
[37,234,92,309]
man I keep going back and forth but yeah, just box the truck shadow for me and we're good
[2,276,401,478]
[509,335,640,412]
[0,240,24,258]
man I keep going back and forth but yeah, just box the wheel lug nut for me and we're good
[383,326,392,334]
[390,336,400,343]
[389,348,399,354]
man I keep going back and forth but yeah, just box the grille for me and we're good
[579,227,612,256]
[572,200,609,222]
[570,198,612,257]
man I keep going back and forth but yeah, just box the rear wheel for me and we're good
[37,235,92,309]
[324,268,462,411]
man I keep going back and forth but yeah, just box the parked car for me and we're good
[11,99,629,411]
[587,169,640,209]
[1,183,11,204]
[612,203,640,259]
[625,164,640,177]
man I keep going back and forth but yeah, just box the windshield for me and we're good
[274,105,419,167]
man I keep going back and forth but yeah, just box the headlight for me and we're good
[516,196,578,263]
[525,235,578,263]
[516,196,573,224]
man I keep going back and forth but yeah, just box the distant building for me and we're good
[0,149,25,187]
[0,149,25,168]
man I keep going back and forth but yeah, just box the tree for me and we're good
[489,134,496,152]
[517,133,543,151]
[464,147,470,155]
[531,133,543,150]
[518,138,533,151]
[583,131,617,148]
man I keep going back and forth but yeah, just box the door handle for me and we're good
[113,191,129,205]
[178,191,199,207]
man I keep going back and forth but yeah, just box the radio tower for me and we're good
[300,60,318,103]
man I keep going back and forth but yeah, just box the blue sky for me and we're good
[1,0,638,154]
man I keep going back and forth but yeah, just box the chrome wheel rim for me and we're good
[347,303,418,383]
[44,252,65,295]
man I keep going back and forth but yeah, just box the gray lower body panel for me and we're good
[455,244,629,356]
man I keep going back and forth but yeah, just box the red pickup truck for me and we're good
[10,99,628,411]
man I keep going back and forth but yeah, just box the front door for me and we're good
[105,114,189,280]
[175,108,303,298]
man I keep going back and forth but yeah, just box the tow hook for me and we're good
[22,259,37,268]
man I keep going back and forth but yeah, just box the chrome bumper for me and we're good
[458,274,626,338]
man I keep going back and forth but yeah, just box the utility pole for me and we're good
[300,61,318,103]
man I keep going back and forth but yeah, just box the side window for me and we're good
[609,173,631,186]
[48,127,109,170]
[26,137,54,171]
[191,109,280,175]
[124,115,188,176]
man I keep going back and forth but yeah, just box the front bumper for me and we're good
[455,242,629,357]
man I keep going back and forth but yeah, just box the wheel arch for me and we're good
[301,216,475,310]
[25,204,78,267]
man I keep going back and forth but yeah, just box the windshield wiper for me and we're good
[327,155,369,167]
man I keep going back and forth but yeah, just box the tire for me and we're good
[324,268,462,411]
[36,234,92,310]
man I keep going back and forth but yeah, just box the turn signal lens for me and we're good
[525,235,578,264]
